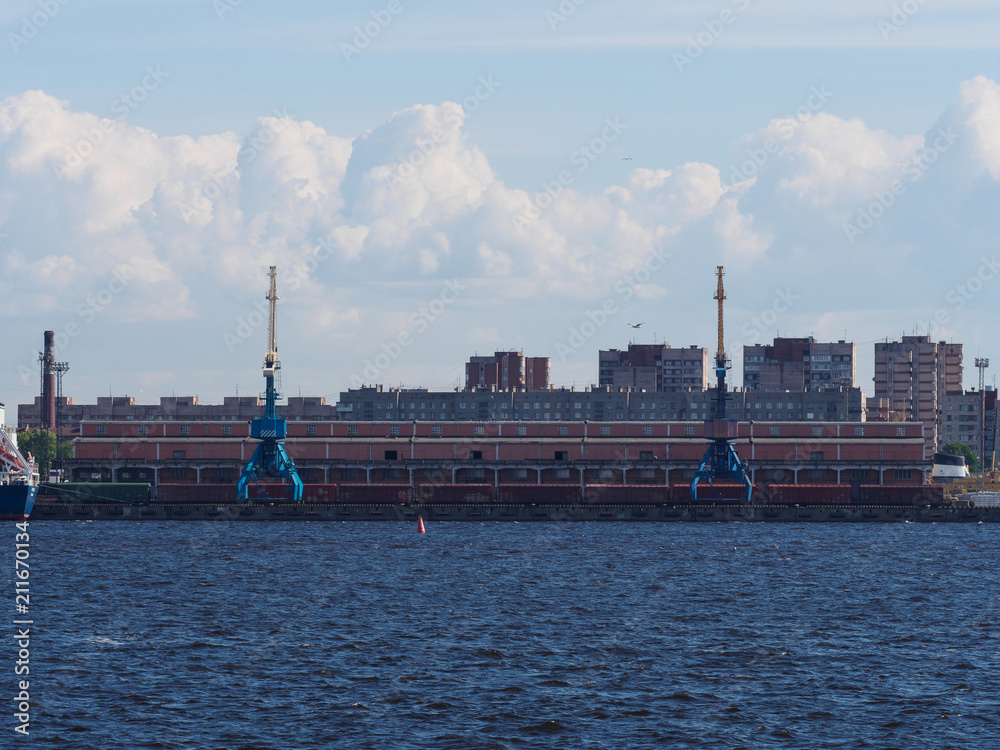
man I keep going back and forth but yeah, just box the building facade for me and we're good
[18,395,339,433]
[465,351,549,391]
[334,384,865,424]
[940,388,997,467]
[874,335,963,453]
[65,418,928,488]
[599,344,708,392]
[743,337,856,390]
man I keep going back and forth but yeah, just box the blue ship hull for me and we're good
[0,485,36,520]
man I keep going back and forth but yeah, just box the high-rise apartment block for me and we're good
[465,351,549,391]
[940,388,997,468]
[743,337,855,390]
[599,345,708,392]
[874,335,963,454]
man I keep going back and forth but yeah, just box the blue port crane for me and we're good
[237,266,304,502]
[690,265,753,503]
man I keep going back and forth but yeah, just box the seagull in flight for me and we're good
[628,322,644,329]
[621,157,633,161]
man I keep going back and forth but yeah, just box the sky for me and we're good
[2,0,1000,423]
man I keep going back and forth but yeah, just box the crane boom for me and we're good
[265,266,279,372]
[714,265,726,363]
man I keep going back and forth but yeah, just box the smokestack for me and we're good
[43,330,55,431]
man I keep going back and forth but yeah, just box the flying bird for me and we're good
[621,157,633,161]
[628,322,643,329]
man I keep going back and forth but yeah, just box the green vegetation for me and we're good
[942,441,981,473]
[15,429,72,477]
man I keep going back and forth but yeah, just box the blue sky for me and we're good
[2,1,1000,419]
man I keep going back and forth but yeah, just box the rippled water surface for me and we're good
[22,522,1000,748]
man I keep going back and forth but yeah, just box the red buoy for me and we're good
[417,516,426,534]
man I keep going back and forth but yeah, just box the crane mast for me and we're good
[691,265,753,503]
[237,266,304,502]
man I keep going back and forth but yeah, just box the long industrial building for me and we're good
[65,418,928,489]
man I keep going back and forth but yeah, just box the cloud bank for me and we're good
[2,76,999,397]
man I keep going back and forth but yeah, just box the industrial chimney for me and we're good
[42,330,55,431]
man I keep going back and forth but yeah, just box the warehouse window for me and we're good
[851,469,868,480]
[812,426,822,437]
[138,425,148,436]
[169,468,186,479]
[896,426,907,436]
[807,469,826,480]
[854,426,864,437]
[558,426,568,436]
[390,425,400,436]
[516,426,527,436]
[432,425,442,437]
[307,425,317,436]
[340,468,358,479]
[172,451,185,459]
[222,425,232,436]
[180,425,190,436]
[601,426,611,436]
[96,425,107,436]
[770,426,780,436]
[348,426,358,436]
[474,425,485,437]
[684,425,695,436]
[894,469,912,480]
[810,451,824,461]
[384,450,398,460]
[554,451,568,461]
[643,425,653,436]
[639,451,654,460]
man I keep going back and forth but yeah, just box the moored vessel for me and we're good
[0,426,38,521]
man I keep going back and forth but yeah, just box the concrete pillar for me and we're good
[365,467,371,484]
[537,468,542,485]
[196,467,202,484]
[452,467,457,484]
[793,468,798,484]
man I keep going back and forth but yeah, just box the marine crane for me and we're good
[236,266,304,501]
[690,265,753,502]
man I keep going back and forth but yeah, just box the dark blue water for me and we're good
[14,522,1000,749]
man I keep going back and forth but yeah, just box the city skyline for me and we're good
[2,2,999,420]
